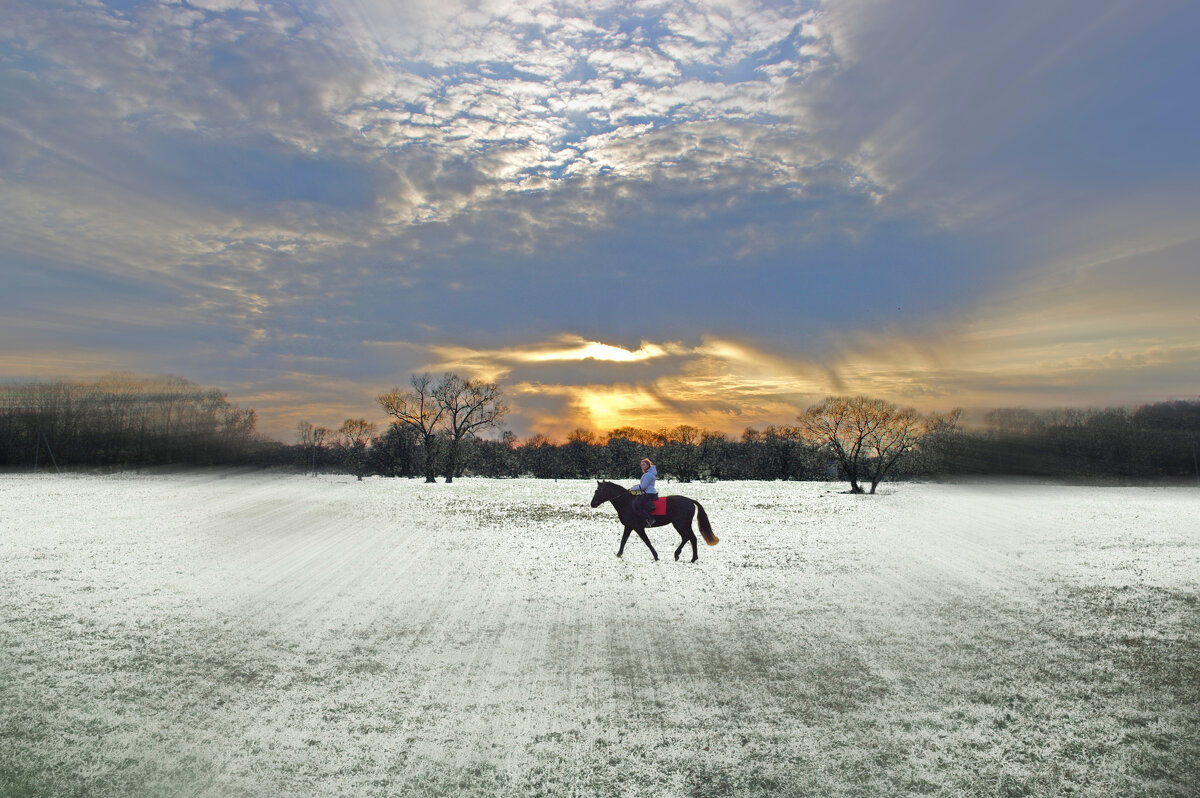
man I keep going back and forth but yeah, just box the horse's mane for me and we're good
[596,480,631,500]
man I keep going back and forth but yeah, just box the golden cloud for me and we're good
[416,232,1200,439]
[420,334,677,382]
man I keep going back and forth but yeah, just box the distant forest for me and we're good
[0,376,267,470]
[3,376,1199,484]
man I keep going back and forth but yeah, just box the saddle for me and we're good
[632,490,668,516]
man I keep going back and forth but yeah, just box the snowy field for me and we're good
[1,474,1197,797]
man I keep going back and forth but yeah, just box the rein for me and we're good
[601,482,633,506]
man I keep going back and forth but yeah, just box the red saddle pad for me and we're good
[652,497,668,515]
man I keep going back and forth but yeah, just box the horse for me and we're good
[589,480,718,562]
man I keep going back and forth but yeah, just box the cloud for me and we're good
[786,0,1200,233]
[323,0,838,230]
[0,0,866,330]
[418,335,677,381]
[378,220,1200,439]
[384,333,831,438]
[811,228,1200,408]
[3,0,1197,442]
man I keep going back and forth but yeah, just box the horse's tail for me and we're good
[695,501,718,546]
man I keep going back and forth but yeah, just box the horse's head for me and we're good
[590,480,621,507]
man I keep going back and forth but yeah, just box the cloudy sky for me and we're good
[2,0,1197,440]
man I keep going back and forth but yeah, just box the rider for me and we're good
[632,458,657,525]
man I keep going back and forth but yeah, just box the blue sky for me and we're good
[2,0,1198,439]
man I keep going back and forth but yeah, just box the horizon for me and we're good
[3,0,1198,442]
[3,370,1198,447]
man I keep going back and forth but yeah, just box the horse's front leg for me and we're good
[634,527,658,561]
[617,527,633,558]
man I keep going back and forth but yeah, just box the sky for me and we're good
[2,0,1198,441]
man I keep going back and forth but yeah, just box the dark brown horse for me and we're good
[589,481,718,562]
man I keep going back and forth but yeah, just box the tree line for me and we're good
[296,377,1200,489]
[0,375,273,470]
[4,373,1198,487]
[944,402,1200,481]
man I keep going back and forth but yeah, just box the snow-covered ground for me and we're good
[1,474,1197,797]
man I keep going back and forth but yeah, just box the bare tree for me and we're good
[296,423,332,475]
[663,424,702,481]
[333,418,377,481]
[911,409,964,475]
[565,428,600,478]
[860,404,924,493]
[377,373,447,483]
[606,427,660,447]
[313,426,330,472]
[798,396,928,494]
[435,374,506,483]
[296,421,317,475]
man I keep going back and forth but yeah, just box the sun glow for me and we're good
[525,340,668,363]
[571,385,671,433]
[422,335,672,381]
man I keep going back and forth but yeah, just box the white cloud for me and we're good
[187,0,261,11]
[588,47,682,82]
[318,0,841,228]
[4,0,1193,441]
[2,0,852,278]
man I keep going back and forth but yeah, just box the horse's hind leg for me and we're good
[617,527,633,558]
[673,521,698,562]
